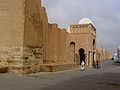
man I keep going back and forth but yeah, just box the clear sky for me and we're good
[42,0,120,53]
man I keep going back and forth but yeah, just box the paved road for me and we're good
[0,60,120,90]
[41,61,120,90]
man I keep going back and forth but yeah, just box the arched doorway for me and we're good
[93,39,95,46]
[70,42,75,63]
[93,39,96,62]
[79,48,85,65]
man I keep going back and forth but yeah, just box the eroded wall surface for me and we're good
[24,0,47,66]
[0,0,24,67]
[0,0,98,73]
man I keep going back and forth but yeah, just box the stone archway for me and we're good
[70,42,75,63]
[93,39,95,46]
[93,39,96,62]
[79,48,85,65]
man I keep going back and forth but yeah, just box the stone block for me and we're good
[0,67,8,73]
[39,64,79,72]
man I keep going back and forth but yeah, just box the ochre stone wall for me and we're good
[1,0,111,74]
[0,0,24,67]
[47,24,59,64]
[23,0,44,68]
[57,28,67,63]
[21,0,50,73]
[40,7,49,64]
[0,0,24,46]
[0,0,50,73]
[47,24,67,64]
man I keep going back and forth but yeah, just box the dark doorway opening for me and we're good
[79,48,85,65]
[93,39,95,46]
[93,52,95,62]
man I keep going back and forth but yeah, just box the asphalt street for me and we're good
[0,60,120,90]
[41,61,120,90]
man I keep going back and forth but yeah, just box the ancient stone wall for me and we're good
[47,24,67,64]
[57,29,66,63]
[47,24,58,64]
[23,0,46,67]
[0,0,24,67]
[0,0,96,73]
[41,7,49,64]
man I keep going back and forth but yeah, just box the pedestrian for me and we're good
[96,60,100,69]
[93,61,96,69]
[81,61,85,71]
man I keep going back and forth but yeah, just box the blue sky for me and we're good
[42,0,120,53]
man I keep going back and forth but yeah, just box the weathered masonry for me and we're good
[68,18,96,66]
[0,0,97,74]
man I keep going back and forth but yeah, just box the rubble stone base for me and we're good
[39,64,79,72]
[0,64,79,74]
[0,67,8,73]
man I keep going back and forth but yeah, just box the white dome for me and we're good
[79,18,93,24]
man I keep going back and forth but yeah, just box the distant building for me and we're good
[68,18,96,66]
[96,48,112,62]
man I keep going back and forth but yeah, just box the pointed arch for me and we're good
[79,48,85,65]
[69,42,75,63]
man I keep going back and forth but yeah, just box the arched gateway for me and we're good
[79,48,85,65]
[70,42,75,63]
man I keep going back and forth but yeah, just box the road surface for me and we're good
[0,60,120,90]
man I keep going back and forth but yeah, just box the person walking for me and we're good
[81,61,85,71]
[93,61,96,69]
[96,60,100,69]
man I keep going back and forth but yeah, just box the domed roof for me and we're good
[79,18,93,24]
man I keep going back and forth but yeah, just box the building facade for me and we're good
[68,18,96,66]
[96,48,112,62]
